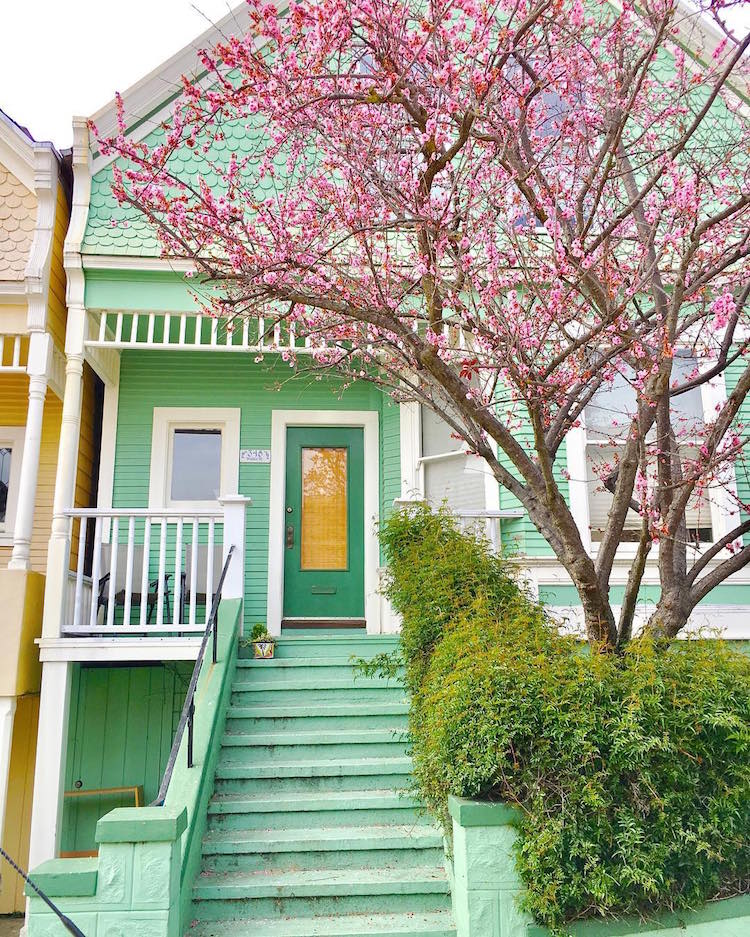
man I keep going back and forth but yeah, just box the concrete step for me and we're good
[200,824,445,872]
[225,701,408,733]
[219,731,409,764]
[187,909,455,936]
[231,684,405,704]
[246,635,401,661]
[192,866,451,920]
[206,790,426,831]
[213,756,413,794]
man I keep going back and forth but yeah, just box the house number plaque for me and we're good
[240,448,271,464]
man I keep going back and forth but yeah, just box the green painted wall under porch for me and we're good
[61,662,192,856]
[111,351,401,625]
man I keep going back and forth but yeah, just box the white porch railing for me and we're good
[85,311,328,354]
[455,509,525,552]
[62,508,225,635]
[0,333,29,373]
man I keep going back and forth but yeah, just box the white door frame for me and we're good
[267,409,381,635]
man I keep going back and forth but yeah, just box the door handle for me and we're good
[286,525,295,548]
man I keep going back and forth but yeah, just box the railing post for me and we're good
[219,495,251,613]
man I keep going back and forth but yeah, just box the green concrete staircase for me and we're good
[186,633,456,937]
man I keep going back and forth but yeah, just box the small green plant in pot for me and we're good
[249,622,275,659]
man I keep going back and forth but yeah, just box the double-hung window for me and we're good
[149,408,240,510]
[582,356,715,548]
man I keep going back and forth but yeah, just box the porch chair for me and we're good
[96,544,176,626]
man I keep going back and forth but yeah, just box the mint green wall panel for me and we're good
[61,662,191,855]
[725,357,750,545]
[112,352,399,624]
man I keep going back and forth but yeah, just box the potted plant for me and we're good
[249,622,275,659]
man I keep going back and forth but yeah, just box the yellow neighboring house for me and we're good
[0,109,73,913]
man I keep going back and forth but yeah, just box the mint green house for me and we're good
[22,5,749,937]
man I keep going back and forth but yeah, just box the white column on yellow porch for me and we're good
[28,119,91,876]
[8,332,51,571]
[0,697,17,852]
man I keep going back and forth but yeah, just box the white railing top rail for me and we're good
[62,507,223,519]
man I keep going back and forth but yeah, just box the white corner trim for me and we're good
[267,409,381,635]
[399,401,421,497]
[0,426,26,545]
[96,360,121,527]
[63,119,92,316]
[148,406,240,510]
[23,149,59,333]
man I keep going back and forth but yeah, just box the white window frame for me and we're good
[568,363,737,560]
[0,426,25,545]
[148,407,240,510]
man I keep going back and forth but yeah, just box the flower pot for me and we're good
[252,640,275,659]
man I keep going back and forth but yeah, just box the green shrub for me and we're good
[381,507,750,933]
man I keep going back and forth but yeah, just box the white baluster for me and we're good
[179,315,187,346]
[123,515,135,626]
[289,322,296,348]
[211,318,218,346]
[194,315,203,347]
[163,314,171,347]
[98,313,107,343]
[205,519,215,625]
[0,336,5,364]
[147,313,155,345]
[89,517,103,629]
[106,517,119,629]
[189,518,198,626]
[156,518,167,628]
[114,313,123,343]
[258,317,265,348]
[273,322,281,346]
[241,319,249,349]
[73,516,88,628]
[130,313,139,344]
[174,517,183,627]
[139,519,151,628]
[12,336,21,367]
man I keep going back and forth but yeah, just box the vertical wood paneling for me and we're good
[60,662,192,856]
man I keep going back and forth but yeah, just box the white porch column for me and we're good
[0,697,17,848]
[27,662,72,869]
[219,496,251,615]
[41,307,86,642]
[9,333,52,571]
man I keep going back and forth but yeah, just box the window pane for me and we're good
[585,373,637,438]
[170,430,221,502]
[586,445,642,541]
[0,447,11,524]
[670,356,704,434]
[301,447,348,570]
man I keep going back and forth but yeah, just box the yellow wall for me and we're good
[0,375,63,572]
[0,694,39,913]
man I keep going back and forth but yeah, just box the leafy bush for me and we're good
[380,506,750,933]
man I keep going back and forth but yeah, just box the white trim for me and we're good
[149,407,240,510]
[267,410,381,635]
[97,363,121,526]
[38,637,201,663]
[0,697,17,850]
[0,112,35,192]
[399,401,421,498]
[0,426,26,545]
[82,255,197,273]
[545,604,750,641]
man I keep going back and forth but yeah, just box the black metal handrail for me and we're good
[0,845,86,936]
[151,545,235,807]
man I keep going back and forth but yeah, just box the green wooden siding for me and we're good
[112,352,400,624]
[61,662,192,855]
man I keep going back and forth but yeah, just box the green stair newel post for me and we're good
[448,796,531,937]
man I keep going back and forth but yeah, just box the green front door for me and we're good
[283,426,365,620]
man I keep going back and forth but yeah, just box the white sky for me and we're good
[1,0,748,150]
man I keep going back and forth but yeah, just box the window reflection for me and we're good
[170,429,221,502]
[301,447,348,570]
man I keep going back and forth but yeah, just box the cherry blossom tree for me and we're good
[97,0,750,650]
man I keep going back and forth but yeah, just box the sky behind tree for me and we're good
[1,1,748,150]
